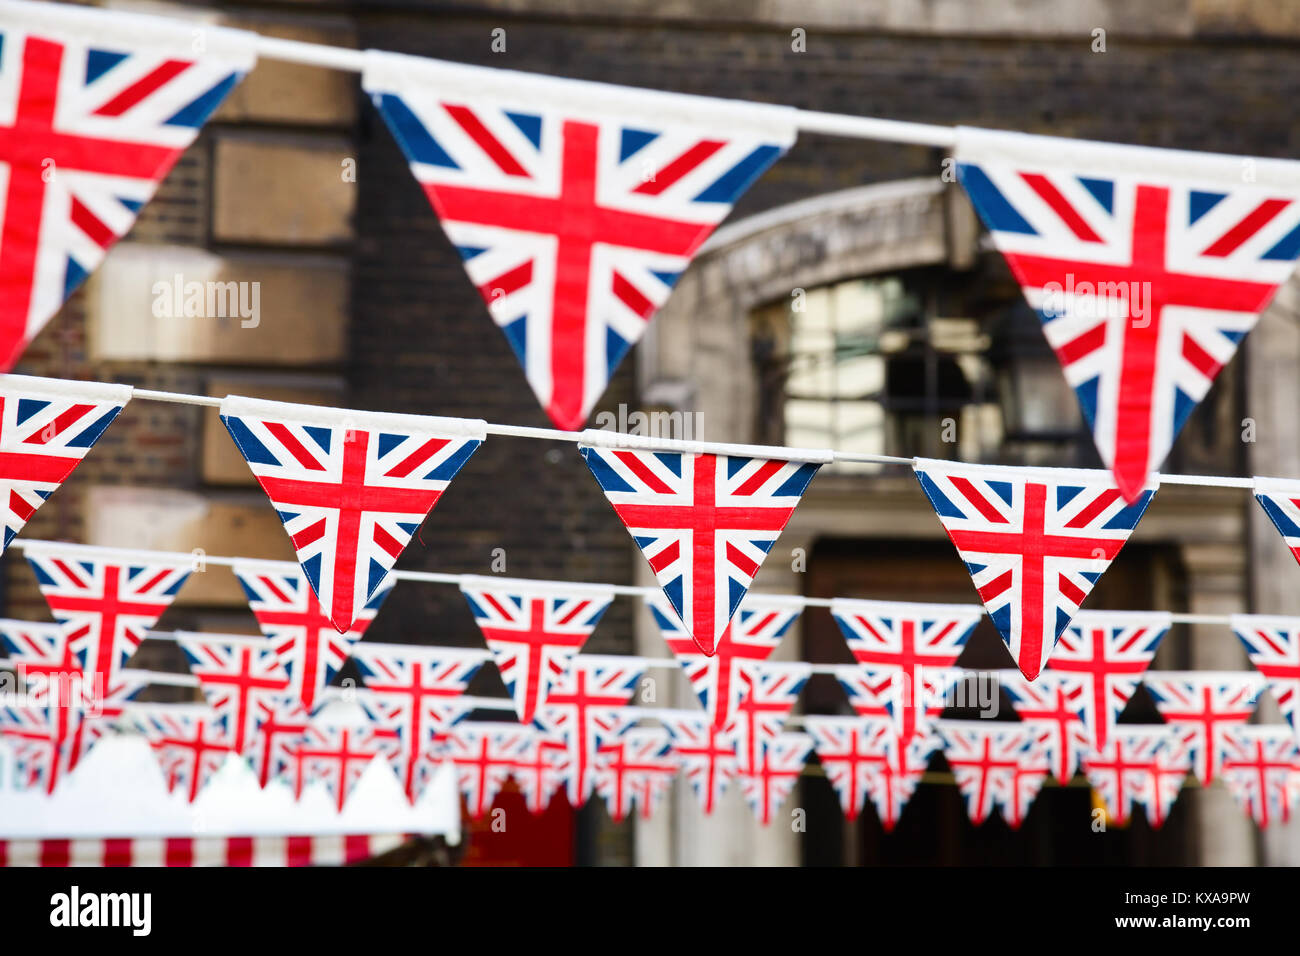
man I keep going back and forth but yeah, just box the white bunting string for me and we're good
[118,382,1267,490]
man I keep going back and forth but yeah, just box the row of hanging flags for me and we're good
[13,371,1300,683]
[5,561,1300,831]
[6,0,1300,490]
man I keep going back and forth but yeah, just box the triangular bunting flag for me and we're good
[510,726,571,815]
[658,710,740,815]
[1002,736,1052,830]
[25,542,191,688]
[647,592,803,731]
[0,619,83,793]
[0,0,255,368]
[594,726,677,822]
[531,654,644,807]
[835,663,960,753]
[220,396,484,634]
[831,598,982,743]
[738,731,814,826]
[914,458,1154,681]
[1142,671,1264,785]
[131,704,232,804]
[805,716,938,826]
[362,52,796,431]
[1232,613,1300,743]
[460,575,614,724]
[955,127,1300,501]
[445,721,534,819]
[0,375,131,552]
[278,717,397,813]
[937,719,1036,825]
[351,642,484,805]
[1046,610,1171,750]
[1221,725,1300,828]
[233,560,394,714]
[1081,725,1190,828]
[246,698,310,789]
[998,670,1091,785]
[725,660,811,774]
[175,631,290,756]
[580,435,827,655]
[1253,477,1300,571]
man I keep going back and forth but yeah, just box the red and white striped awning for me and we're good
[0,833,410,867]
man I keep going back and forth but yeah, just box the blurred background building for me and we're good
[9,0,1300,865]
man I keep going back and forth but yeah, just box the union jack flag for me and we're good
[594,726,677,822]
[831,598,981,743]
[835,662,959,752]
[956,127,1300,502]
[507,725,570,815]
[725,660,811,774]
[362,53,796,431]
[1232,612,1300,742]
[738,731,813,826]
[460,576,613,724]
[131,704,232,804]
[444,721,533,819]
[999,670,1091,785]
[244,697,310,789]
[350,642,484,805]
[805,716,887,823]
[936,719,1035,825]
[0,703,67,791]
[658,710,740,814]
[1002,735,1052,829]
[1047,610,1171,751]
[581,442,824,655]
[649,592,803,731]
[0,2,254,368]
[221,396,484,635]
[26,544,191,689]
[0,619,143,789]
[0,376,130,551]
[1255,478,1300,574]
[174,632,289,758]
[532,654,644,806]
[233,561,393,714]
[1220,725,1300,829]
[1081,725,1190,827]
[914,458,1154,681]
[1143,670,1264,785]
[278,719,395,813]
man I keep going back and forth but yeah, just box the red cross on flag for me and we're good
[593,726,678,822]
[24,541,192,690]
[956,127,1300,502]
[1220,725,1300,829]
[936,719,1036,825]
[804,715,939,828]
[1081,725,1190,828]
[915,459,1155,681]
[0,375,131,554]
[737,731,814,826]
[1232,612,1300,743]
[221,396,485,636]
[460,575,615,725]
[1046,610,1171,751]
[580,432,827,656]
[175,631,290,757]
[0,0,255,368]
[362,52,796,431]
[131,704,233,804]
[1142,670,1265,785]
[998,669,1091,785]
[647,591,804,731]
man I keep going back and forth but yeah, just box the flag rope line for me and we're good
[131,384,1258,486]
[3,536,1254,628]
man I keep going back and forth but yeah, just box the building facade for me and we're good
[9,0,1300,865]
